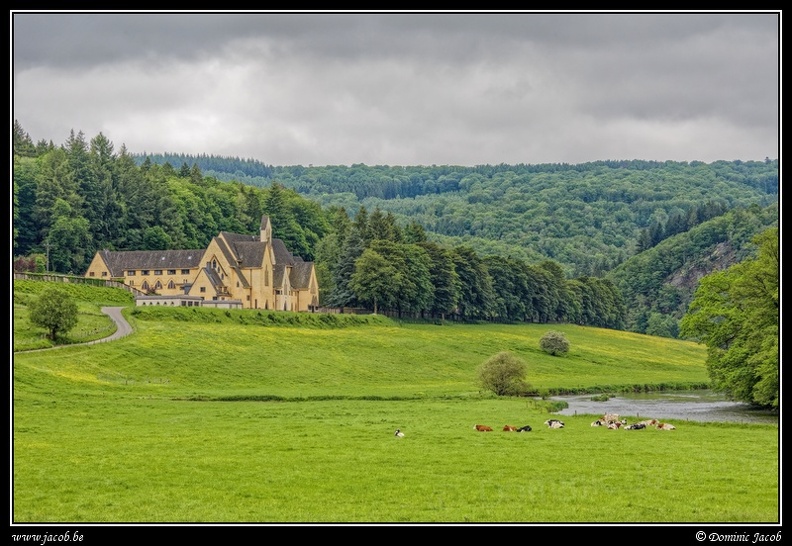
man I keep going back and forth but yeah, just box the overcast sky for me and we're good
[11,11,780,167]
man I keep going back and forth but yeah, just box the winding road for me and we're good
[95,306,134,343]
[16,306,134,352]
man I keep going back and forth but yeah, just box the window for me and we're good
[181,269,190,275]
[141,270,150,275]
[155,281,162,290]
[200,287,206,293]
[127,270,136,276]
[101,272,107,277]
[154,270,162,275]
[167,269,176,275]
[168,281,175,289]
[129,280,135,286]
[89,272,95,277]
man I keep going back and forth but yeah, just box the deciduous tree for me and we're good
[680,228,779,408]
[28,287,79,340]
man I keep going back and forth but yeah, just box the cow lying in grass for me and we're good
[503,425,518,431]
[656,422,676,430]
[474,424,493,432]
[544,419,565,429]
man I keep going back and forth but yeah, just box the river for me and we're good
[551,390,778,424]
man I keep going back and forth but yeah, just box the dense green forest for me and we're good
[135,152,778,277]
[13,121,778,337]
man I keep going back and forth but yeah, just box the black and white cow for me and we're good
[623,423,646,430]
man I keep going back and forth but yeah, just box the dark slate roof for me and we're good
[290,261,314,290]
[203,265,225,289]
[232,241,266,267]
[271,238,296,266]
[214,232,268,269]
[100,249,204,276]
[273,264,287,289]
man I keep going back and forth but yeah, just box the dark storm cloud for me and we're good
[11,11,779,166]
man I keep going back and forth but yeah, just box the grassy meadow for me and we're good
[12,282,780,524]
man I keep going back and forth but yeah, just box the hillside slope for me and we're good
[606,203,778,336]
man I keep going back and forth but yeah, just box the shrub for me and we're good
[477,351,529,396]
[540,330,570,356]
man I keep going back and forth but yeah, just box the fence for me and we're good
[13,272,147,297]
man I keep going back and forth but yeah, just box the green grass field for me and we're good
[12,282,779,523]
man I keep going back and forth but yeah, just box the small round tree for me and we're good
[477,351,529,396]
[540,330,570,356]
[28,286,78,341]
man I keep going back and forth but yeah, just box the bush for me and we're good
[540,331,570,356]
[477,351,529,396]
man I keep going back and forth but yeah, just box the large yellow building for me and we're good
[84,216,319,311]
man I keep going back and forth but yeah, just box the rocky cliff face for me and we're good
[666,241,738,294]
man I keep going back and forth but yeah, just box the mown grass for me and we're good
[12,282,779,523]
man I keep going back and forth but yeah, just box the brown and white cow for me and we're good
[656,422,676,430]
[474,424,493,432]
[503,425,518,432]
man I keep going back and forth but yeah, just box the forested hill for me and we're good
[135,154,778,277]
[606,203,778,337]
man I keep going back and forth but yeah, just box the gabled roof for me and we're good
[271,238,296,266]
[203,265,225,289]
[273,264,288,289]
[215,232,266,268]
[290,261,315,290]
[99,249,204,276]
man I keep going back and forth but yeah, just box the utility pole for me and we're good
[44,239,50,273]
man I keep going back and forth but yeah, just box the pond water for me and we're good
[550,390,778,424]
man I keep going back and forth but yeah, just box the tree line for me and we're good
[13,122,330,274]
[14,121,624,328]
[315,205,625,327]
